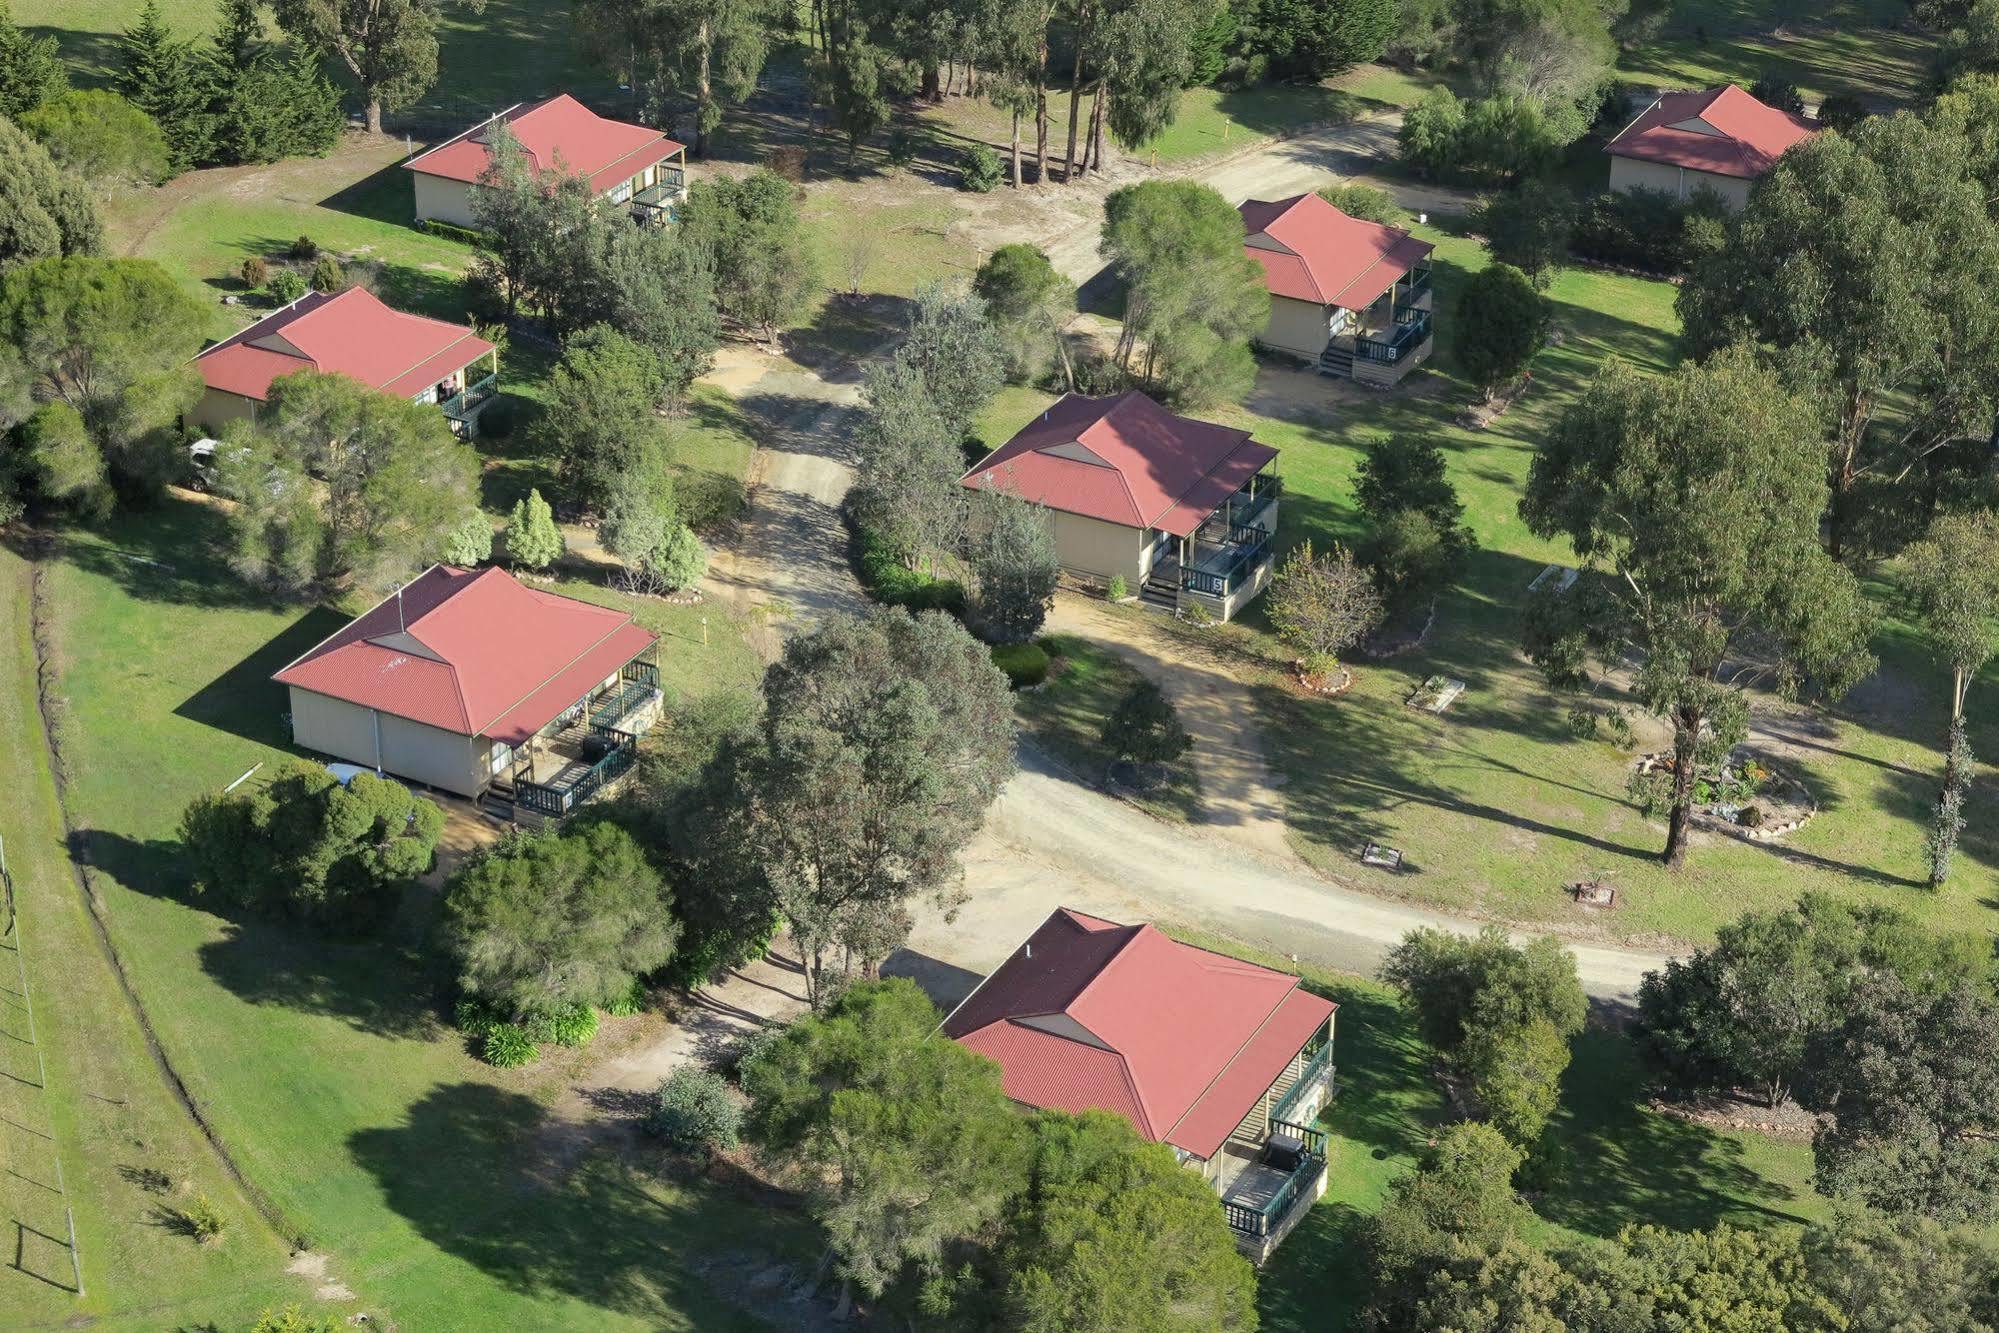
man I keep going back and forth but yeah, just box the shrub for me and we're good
[545,1002,599,1047]
[1102,678,1192,765]
[960,143,1004,193]
[603,977,647,1017]
[991,641,1051,689]
[441,512,493,567]
[240,255,268,290]
[417,217,487,246]
[1106,573,1129,601]
[476,396,514,439]
[481,1023,538,1068]
[266,268,307,304]
[454,995,504,1037]
[289,235,318,260]
[175,1193,226,1243]
[645,1067,743,1151]
[854,521,966,613]
[885,128,918,169]
[308,254,344,293]
[1627,767,1673,819]
[1570,188,1728,276]
[1749,77,1805,117]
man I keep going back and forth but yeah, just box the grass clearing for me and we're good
[1615,0,1934,104]
[1017,635,1205,823]
[13,498,796,1327]
[1168,930,1826,1333]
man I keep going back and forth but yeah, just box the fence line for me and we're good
[0,835,83,1297]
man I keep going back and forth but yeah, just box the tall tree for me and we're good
[678,168,817,342]
[960,483,1059,644]
[0,256,198,511]
[1802,1209,1999,1333]
[1677,110,1999,564]
[208,0,345,165]
[1231,0,1398,79]
[973,242,1076,387]
[545,323,674,513]
[1800,975,1999,1223]
[1903,510,1999,884]
[1265,540,1383,676]
[1005,1110,1259,1331]
[1454,261,1546,398]
[271,0,487,134]
[850,357,966,566]
[895,280,1006,442]
[741,979,1032,1302]
[574,0,776,156]
[0,1,66,120]
[0,117,102,269]
[21,91,172,186]
[602,223,720,402]
[729,609,1015,1002]
[1364,1122,1531,1330]
[444,823,679,1019]
[217,368,482,592]
[1519,347,1877,867]
[116,0,215,173]
[1100,180,1268,405]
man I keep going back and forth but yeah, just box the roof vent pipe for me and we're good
[1025,943,1032,959]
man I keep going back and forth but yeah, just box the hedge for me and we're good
[852,520,966,615]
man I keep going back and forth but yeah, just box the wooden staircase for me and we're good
[1141,561,1180,612]
[1318,342,1355,378]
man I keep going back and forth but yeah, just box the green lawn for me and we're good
[10,500,796,1328]
[1167,932,1825,1333]
[0,546,319,1329]
[1016,635,1205,823]
[1615,0,1934,104]
[1170,225,1999,947]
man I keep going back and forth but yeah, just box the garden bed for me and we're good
[1631,748,1818,841]
[1406,675,1465,713]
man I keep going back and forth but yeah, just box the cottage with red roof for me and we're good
[1238,192,1435,385]
[962,391,1279,620]
[190,288,499,438]
[944,908,1338,1261]
[1606,84,1816,208]
[404,93,688,230]
[273,564,662,818]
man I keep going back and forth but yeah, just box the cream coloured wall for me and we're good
[192,386,259,436]
[411,171,484,228]
[1258,294,1334,360]
[286,687,487,796]
[1608,156,1753,209]
[1048,510,1149,586]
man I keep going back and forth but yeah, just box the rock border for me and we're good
[1632,749,1820,841]
[1290,661,1356,698]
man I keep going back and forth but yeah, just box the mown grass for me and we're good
[1615,0,1935,105]
[0,544,318,1329]
[1167,930,1824,1333]
[1159,224,1999,947]
[1016,634,1206,823]
[20,502,804,1328]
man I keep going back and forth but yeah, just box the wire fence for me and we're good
[0,835,83,1298]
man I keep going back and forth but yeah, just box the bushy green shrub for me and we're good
[1106,573,1129,601]
[542,1002,599,1047]
[175,1193,226,1243]
[308,254,344,293]
[240,255,268,290]
[475,396,514,438]
[289,235,318,260]
[644,1067,743,1151]
[266,268,307,304]
[960,143,1004,193]
[991,641,1051,689]
[1817,92,1867,133]
[1570,188,1728,276]
[603,977,647,1017]
[418,217,488,247]
[854,521,966,614]
[454,995,504,1037]
[1316,182,1406,226]
[482,1023,538,1068]
[1627,767,1673,819]
[886,128,918,169]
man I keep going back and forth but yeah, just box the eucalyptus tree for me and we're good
[1519,346,1876,867]
[1903,510,1999,883]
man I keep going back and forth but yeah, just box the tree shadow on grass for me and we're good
[318,158,426,230]
[7,500,279,611]
[348,1081,814,1323]
[1535,1025,1817,1238]
[783,293,912,378]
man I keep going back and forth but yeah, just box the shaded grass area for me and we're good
[1017,635,1205,823]
[1199,225,1997,945]
[1168,932,1827,1332]
[17,499,793,1327]
[0,545,315,1328]
[1614,0,1933,104]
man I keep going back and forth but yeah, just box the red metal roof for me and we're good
[403,93,685,193]
[194,288,493,404]
[943,908,1336,1160]
[1239,194,1434,310]
[961,392,1278,538]
[1605,84,1816,179]
[272,565,656,743]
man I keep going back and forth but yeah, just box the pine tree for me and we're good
[118,0,216,173]
[208,0,343,165]
[0,0,66,119]
[503,489,564,572]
